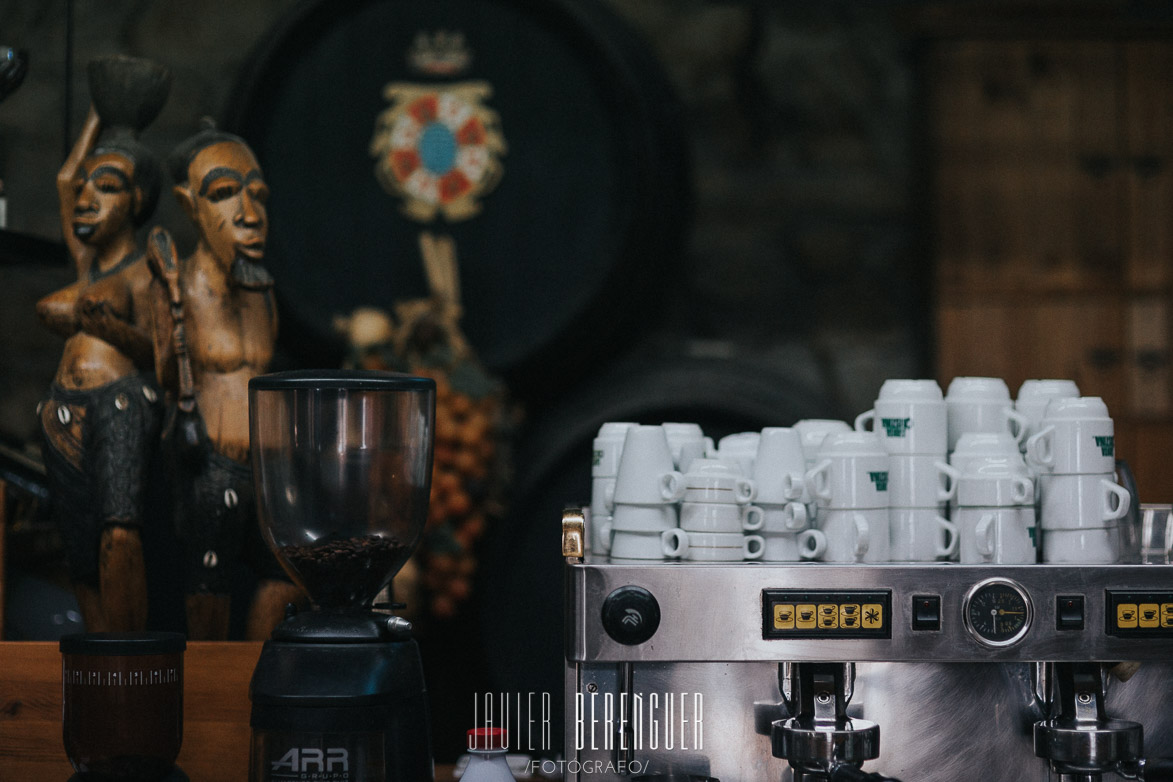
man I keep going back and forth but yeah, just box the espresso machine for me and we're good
[247,370,435,782]
[561,509,1173,782]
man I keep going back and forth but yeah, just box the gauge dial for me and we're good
[963,578,1032,647]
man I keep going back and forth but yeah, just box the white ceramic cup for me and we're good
[806,432,890,510]
[1015,379,1080,448]
[661,529,765,561]
[955,507,1038,564]
[854,379,947,455]
[794,419,852,471]
[612,425,687,505]
[1025,396,1115,475]
[609,529,670,560]
[1039,473,1131,530]
[663,422,706,472]
[715,432,761,476]
[759,502,811,533]
[590,422,637,553]
[945,377,1029,451]
[889,507,958,561]
[888,454,959,508]
[761,529,827,562]
[593,422,637,478]
[683,458,756,504]
[608,503,679,533]
[949,432,1027,474]
[679,502,764,533]
[1042,526,1121,564]
[753,427,808,504]
[820,508,890,563]
[955,457,1035,508]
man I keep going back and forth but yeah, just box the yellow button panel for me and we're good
[1108,592,1173,636]
[861,604,884,629]
[763,590,891,639]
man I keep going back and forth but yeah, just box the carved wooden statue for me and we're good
[35,56,170,632]
[147,121,302,640]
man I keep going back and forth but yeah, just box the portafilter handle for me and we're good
[828,766,904,782]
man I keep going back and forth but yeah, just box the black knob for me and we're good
[601,586,661,645]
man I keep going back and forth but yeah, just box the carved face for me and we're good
[72,152,137,247]
[185,140,269,267]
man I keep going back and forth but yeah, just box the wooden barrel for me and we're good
[224,0,689,400]
[474,355,835,748]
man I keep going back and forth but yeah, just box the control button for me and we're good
[796,604,817,630]
[1140,603,1160,629]
[1056,596,1085,631]
[912,595,941,631]
[1162,604,1173,629]
[601,586,660,645]
[773,604,795,630]
[1117,603,1139,629]
[818,604,839,629]
[861,604,884,629]
[840,604,860,629]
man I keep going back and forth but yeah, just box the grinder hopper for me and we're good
[249,369,434,610]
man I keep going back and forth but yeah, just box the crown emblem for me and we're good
[407,30,472,77]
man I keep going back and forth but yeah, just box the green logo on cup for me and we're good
[868,471,889,491]
[1028,525,1037,546]
[1094,435,1115,457]
[592,450,604,467]
[881,417,912,437]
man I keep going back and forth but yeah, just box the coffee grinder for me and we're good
[247,370,435,782]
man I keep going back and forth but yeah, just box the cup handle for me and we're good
[1025,426,1055,470]
[975,513,996,558]
[785,501,809,531]
[1006,407,1030,445]
[935,516,959,558]
[852,512,870,558]
[742,505,765,531]
[799,529,827,560]
[743,534,765,560]
[735,477,757,505]
[782,471,806,502]
[1102,479,1132,522]
[600,520,613,554]
[936,461,961,502]
[854,409,876,433]
[660,471,686,503]
[1013,476,1034,506]
[661,528,687,558]
[806,460,832,501]
[604,482,616,512]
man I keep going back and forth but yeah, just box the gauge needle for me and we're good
[998,610,1023,615]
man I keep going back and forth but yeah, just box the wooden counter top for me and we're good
[0,641,261,781]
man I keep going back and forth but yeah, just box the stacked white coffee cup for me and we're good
[806,431,891,562]
[1027,397,1130,563]
[751,428,825,562]
[604,425,686,561]
[792,419,852,526]
[589,422,636,554]
[856,380,958,562]
[954,457,1037,563]
[662,458,765,561]
[945,377,1029,453]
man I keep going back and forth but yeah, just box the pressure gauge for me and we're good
[963,578,1033,647]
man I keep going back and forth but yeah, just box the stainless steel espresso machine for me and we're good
[561,510,1173,782]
